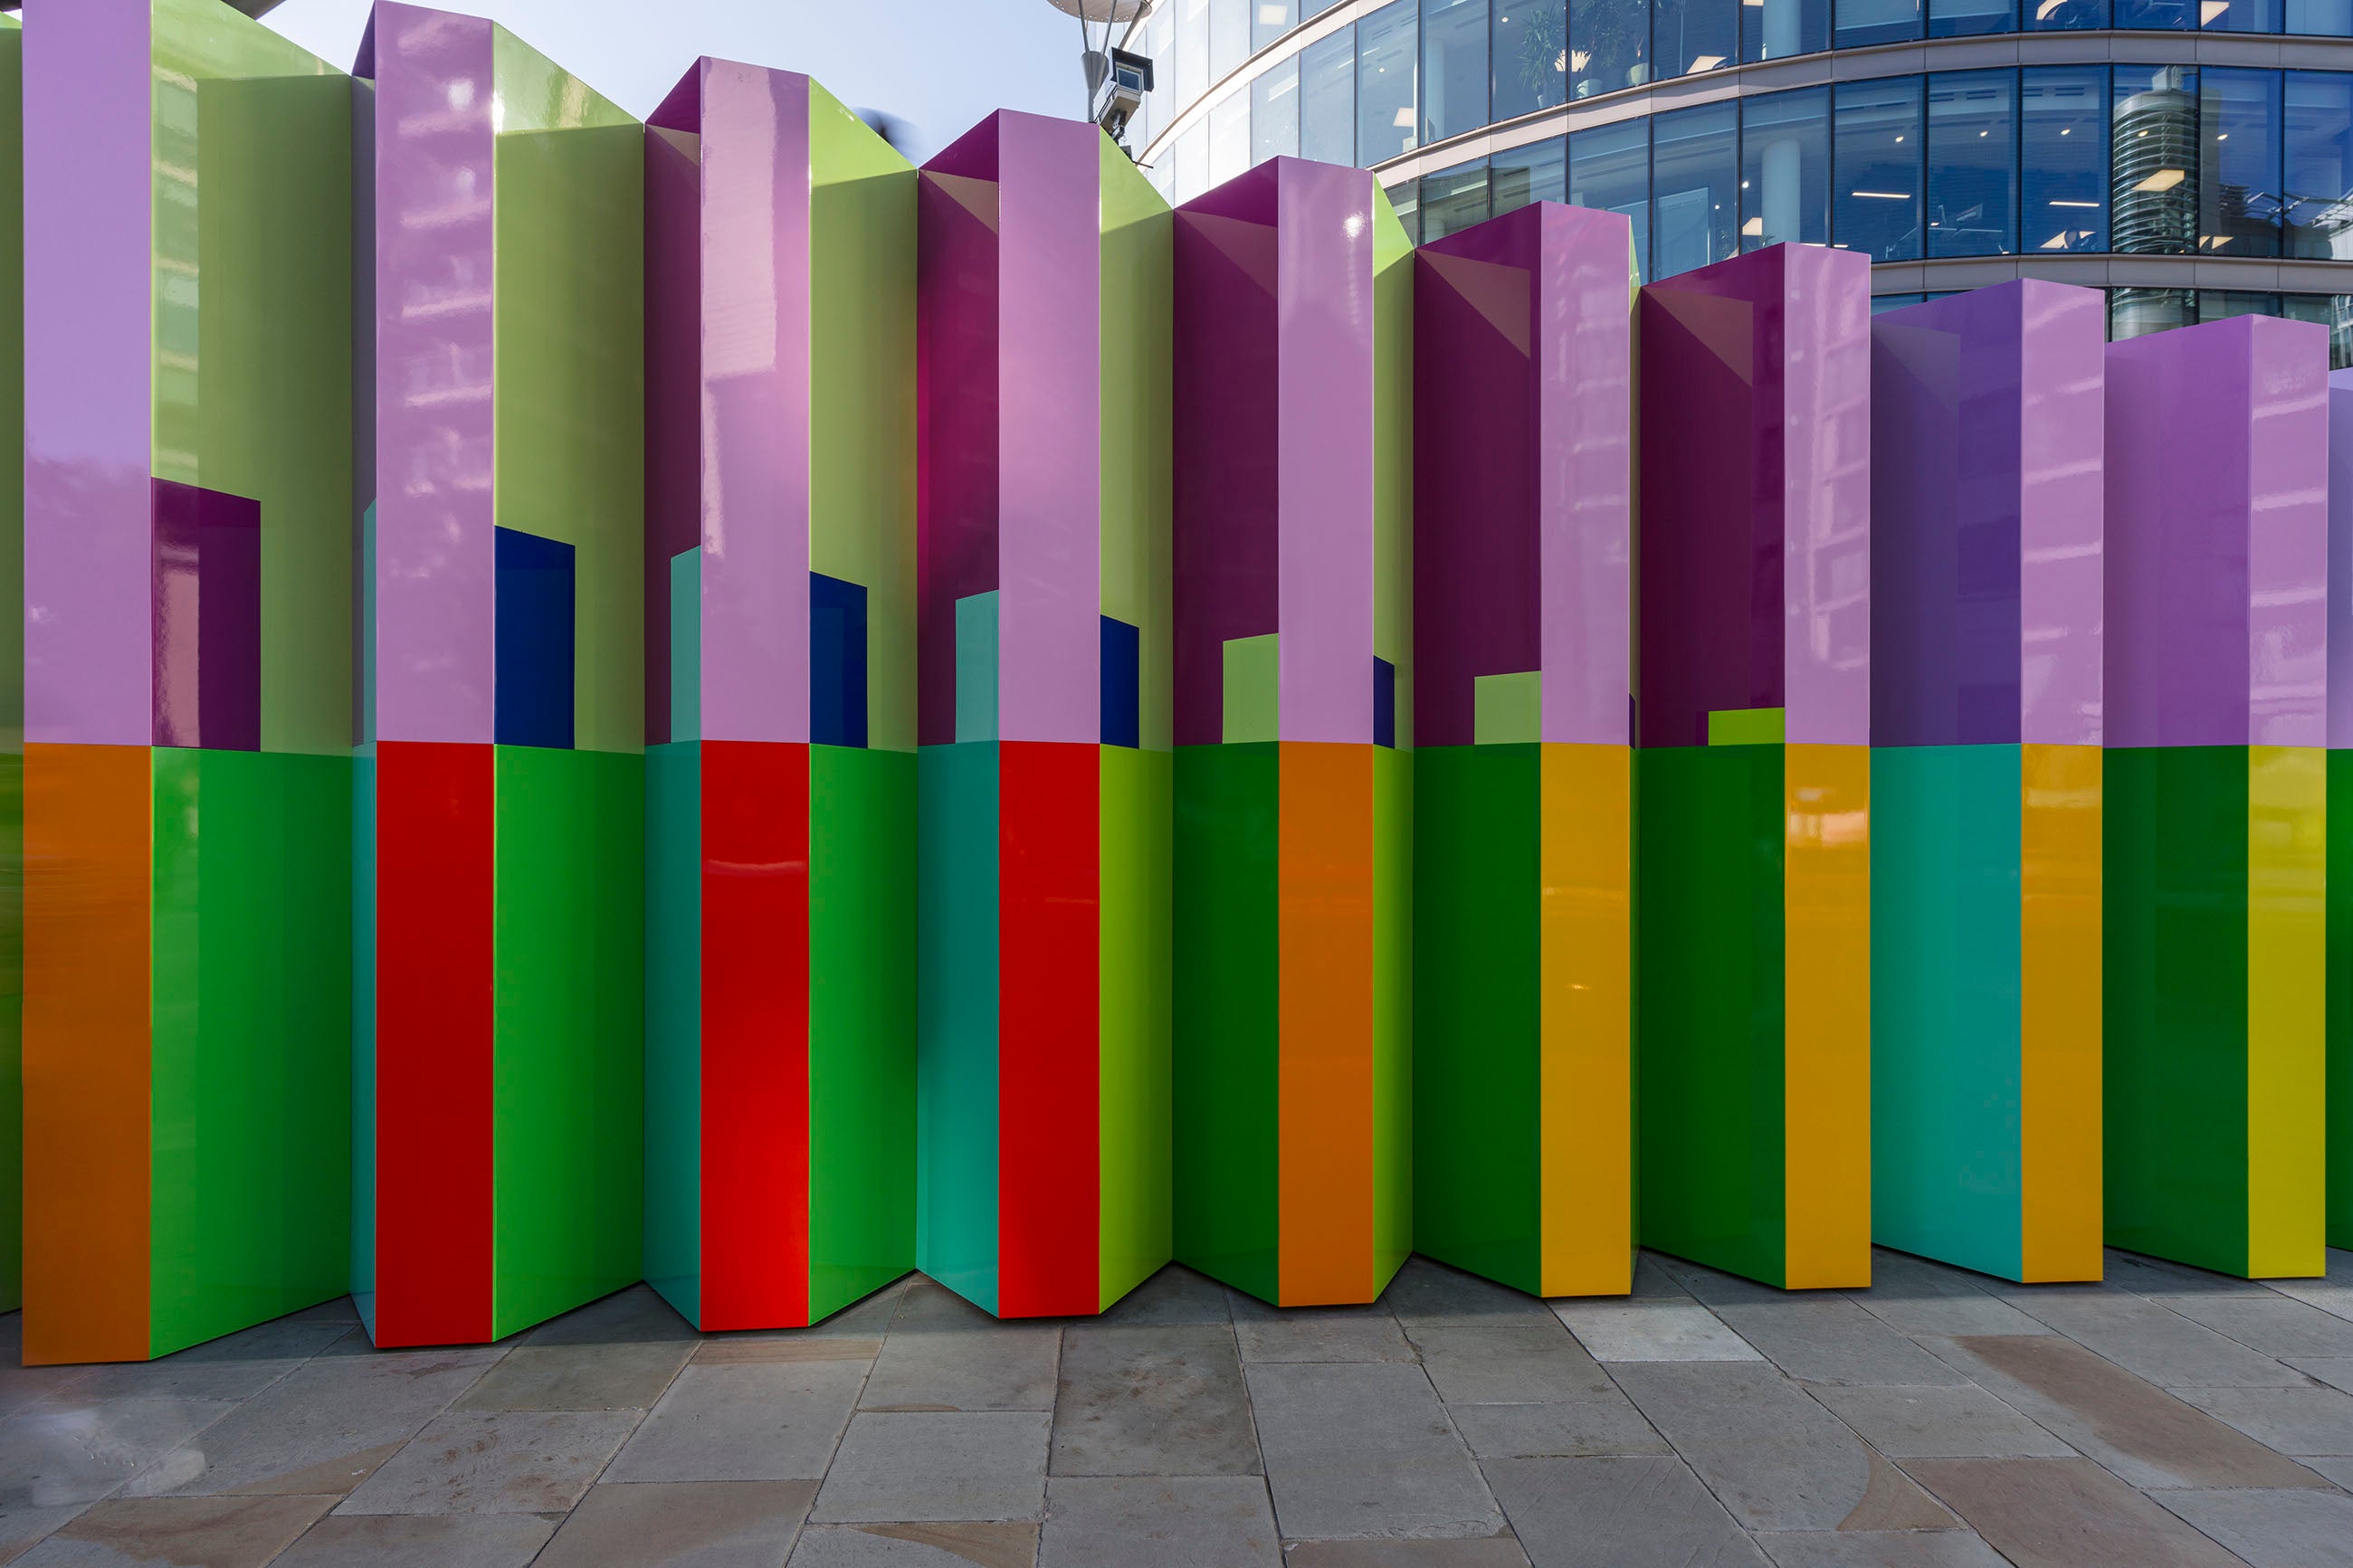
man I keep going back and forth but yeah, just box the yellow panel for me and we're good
[1782,743,1872,1288]
[2246,744,2326,1278]
[2018,743,2103,1282]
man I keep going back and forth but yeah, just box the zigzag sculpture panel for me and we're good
[7,0,2346,1365]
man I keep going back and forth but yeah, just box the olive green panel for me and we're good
[1100,136,1174,754]
[491,26,633,132]
[1372,183,1414,749]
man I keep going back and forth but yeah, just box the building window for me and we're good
[2113,0,2191,32]
[1747,0,1830,61]
[1837,0,1923,51]
[1570,117,1652,278]
[1834,76,1925,260]
[2203,0,2283,30]
[1359,0,1420,166]
[1929,69,2019,255]
[2202,67,2282,254]
[1425,0,1491,143]
[1572,0,1650,99]
[2287,0,2353,32]
[2110,287,2195,337]
[1210,92,1251,185]
[1423,157,1493,238]
[2286,71,2353,258]
[1741,88,1831,249]
[2025,0,2105,31]
[1139,6,1173,147]
[1213,0,1252,79]
[1494,1,1569,120]
[1254,0,1299,50]
[1655,0,1739,81]
[1253,55,1302,165]
[2112,66,2197,254]
[1651,100,1739,277]
[1175,0,1212,112]
[2024,65,2110,252]
[2282,292,2353,366]
[1301,25,1357,165]
[1173,121,1211,204]
[1492,136,1568,213]
[1931,0,2015,37]
[1872,292,1930,312]
[1387,179,1423,243]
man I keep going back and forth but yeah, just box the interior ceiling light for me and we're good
[1691,54,1726,69]
[2135,167,2186,191]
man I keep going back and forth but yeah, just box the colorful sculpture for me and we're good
[915,111,1175,1317]
[1634,242,1874,1291]
[2331,365,2353,1252]
[1412,202,1635,1298]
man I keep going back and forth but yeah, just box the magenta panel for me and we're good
[152,480,263,753]
[23,0,155,747]
[372,2,497,746]
[1415,202,1632,749]
[2105,315,2329,750]
[1869,280,2104,748]
[643,66,704,746]
[1635,243,1871,748]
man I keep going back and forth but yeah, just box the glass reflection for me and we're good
[1747,0,1829,60]
[1424,0,1490,142]
[2025,0,2106,30]
[2024,65,2110,252]
[2288,0,2353,31]
[2202,67,2282,254]
[1651,100,1738,276]
[1837,0,1923,50]
[1495,1,1568,119]
[1174,121,1209,204]
[2110,286,2194,336]
[1388,177,1423,242]
[1214,0,1251,78]
[1211,91,1250,184]
[1570,118,1651,277]
[2113,66,2197,253]
[1741,88,1830,248]
[2282,292,2353,366]
[1834,76,1924,260]
[1655,0,1739,79]
[1929,69,2017,255]
[2203,0,2283,29]
[1572,0,1649,99]
[2113,0,2192,30]
[1359,0,1420,165]
[1492,135,1568,213]
[1423,157,1493,237]
[2286,71,2353,257]
[1175,0,1211,110]
[1301,25,1357,164]
[1931,0,2014,37]
[1253,55,1301,165]
[1254,0,1298,49]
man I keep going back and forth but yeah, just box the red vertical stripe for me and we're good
[700,740,811,1328]
[375,741,495,1346]
[996,740,1100,1316]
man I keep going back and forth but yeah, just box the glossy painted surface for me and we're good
[0,15,22,1316]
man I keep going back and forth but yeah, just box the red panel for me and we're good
[700,740,811,1328]
[374,741,495,1346]
[996,740,1100,1317]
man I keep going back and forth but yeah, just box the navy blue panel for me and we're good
[495,526,575,750]
[1100,615,1141,749]
[812,572,869,749]
[1374,657,1396,749]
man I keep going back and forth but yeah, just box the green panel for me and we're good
[643,741,700,1324]
[1372,742,1413,1290]
[956,594,1001,744]
[1413,745,1539,1294]
[809,744,918,1320]
[917,742,999,1314]
[2105,745,2251,1273]
[490,26,634,131]
[351,746,375,1326]
[492,746,644,1338]
[151,1,352,755]
[148,749,352,1356]
[1172,743,1279,1301]
[1223,635,1279,745]
[1099,746,1174,1307]
[1635,744,1787,1286]
[2332,749,2353,1250]
[493,121,644,756]
[1871,744,2024,1279]
[809,81,918,754]
[1098,135,1174,754]
[1373,184,1414,747]
[1473,674,1541,746]
[1709,708,1786,746]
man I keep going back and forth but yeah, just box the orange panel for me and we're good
[1276,742,1376,1306]
[2019,743,2103,1282]
[23,743,152,1364]
[1782,743,1872,1290]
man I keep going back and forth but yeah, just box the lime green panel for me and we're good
[492,746,644,1339]
[1474,674,1541,746]
[1373,193,1414,748]
[1099,745,1173,1307]
[1709,708,1787,746]
[643,741,700,1324]
[1099,138,1174,754]
[491,28,633,131]
[810,81,918,755]
[1372,742,1413,1290]
[493,122,644,755]
[809,743,918,1320]
[149,749,352,1356]
[151,1,352,755]
[1224,635,1279,745]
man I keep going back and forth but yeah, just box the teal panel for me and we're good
[670,548,700,744]
[917,741,999,1313]
[352,743,376,1332]
[643,739,700,1324]
[955,593,1000,745]
[1871,744,2024,1279]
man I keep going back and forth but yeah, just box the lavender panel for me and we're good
[24,0,153,747]
[152,480,262,753]
[2330,366,2353,750]
[372,2,496,746]
[643,65,703,746]
[1778,245,1872,748]
[700,62,811,746]
[1171,164,1280,746]
[2016,281,2106,748]
[2106,316,2329,749]
[996,112,1101,746]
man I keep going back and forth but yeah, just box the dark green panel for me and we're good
[1635,744,1788,1286]
[2332,749,2353,1250]
[1173,742,1280,1303]
[2104,745,2249,1273]
[1412,744,1540,1294]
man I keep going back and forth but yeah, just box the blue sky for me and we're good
[262,0,1088,160]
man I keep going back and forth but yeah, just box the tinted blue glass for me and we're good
[2202,67,2282,255]
[1569,118,1652,277]
[1837,0,1923,49]
[2111,286,2195,336]
[2287,0,2353,31]
[1300,25,1357,164]
[1359,0,1420,165]
[2201,0,2283,29]
[1929,70,2018,256]
[2286,72,2353,258]
[2113,67,2197,254]
[1387,180,1423,242]
[1571,0,1649,99]
[1872,292,1930,312]
[1834,76,1925,260]
[1213,0,1251,77]
[1425,0,1490,143]
[1253,55,1301,165]
[2282,292,2353,366]
[1494,0,1569,119]
[1655,0,1738,80]
[1255,0,1299,49]
[2113,0,2192,30]
[1931,0,2015,37]
[1741,87,1831,248]
[1423,158,1493,238]
[1745,0,1829,60]
[1651,100,1738,277]
[2023,64,2110,252]
[2024,0,2106,31]
[1492,136,1568,213]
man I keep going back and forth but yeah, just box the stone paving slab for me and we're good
[1483,1454,1768,1567]
[16,1495,333,1568]
[1750,1529,2010,1566]
[788,1521,1040,1565]
[1549,1298,1761,1363]
[335,1410,637,1516]
[1900,1457,2245,1568]
[1036,1476,1280,1566]
[1806,1384,2074,1459]
[1050,1325,1258,1478]
[1246,1363,1503,1540]
[270,1513,557,1568]
[810,1412,1052,1525]
[2153,1485,2353,1567]
[535,1479,815,1567]
[605,1360,867,1483]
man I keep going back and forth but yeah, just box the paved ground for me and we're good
[9,1248,2353,1565]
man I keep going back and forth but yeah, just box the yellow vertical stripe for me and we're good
[2018,744,2103,1282]
[1783,744,1872,1289]
[2246,744,2326,1278]
[1538,743,1633,1297]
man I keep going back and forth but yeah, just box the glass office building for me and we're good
[1133,0,2353,354]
